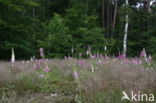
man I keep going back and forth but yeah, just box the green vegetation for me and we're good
[0,0,156,59]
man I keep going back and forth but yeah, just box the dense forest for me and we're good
[0,0,156,59]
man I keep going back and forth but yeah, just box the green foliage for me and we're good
[0,0,41,59]
[38,13,71,58]
[0,0,156,59]
[65,2,105,56]
[24,0,40,7]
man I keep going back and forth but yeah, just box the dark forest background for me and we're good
[0,0,156,59]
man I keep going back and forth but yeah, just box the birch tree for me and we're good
[123,0,129,56]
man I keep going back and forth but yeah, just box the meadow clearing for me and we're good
[0,55,156,103]
[0,0,156,103]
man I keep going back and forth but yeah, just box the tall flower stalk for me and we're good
[11,47,15,67]
[40,48,45,58]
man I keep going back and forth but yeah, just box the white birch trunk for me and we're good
[123,0,129,55]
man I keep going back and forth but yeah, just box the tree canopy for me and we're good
[0,0,156,59]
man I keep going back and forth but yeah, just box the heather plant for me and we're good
[94,90,122,103]
[0,56,156,103]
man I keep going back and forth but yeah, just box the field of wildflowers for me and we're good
[0,48,156,103]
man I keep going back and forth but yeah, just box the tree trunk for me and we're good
[102,0,105,29]
[86,0,88,17]
[109,0,113,37]
[106,0,110,37]
[112,0,118,30]
[32,8,36,55]
[33,8,35,40]
[123,0,129,55]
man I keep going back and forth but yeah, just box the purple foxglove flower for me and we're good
[148,55,152,60]
[39,48,45,58]
[33,64,37,69]
[140,48,147,58]
[44,67,49,72]
[90,55,95,59]
[122,59,129,64]
[118,54,126,59]
[138,59,142,64]
[73,71,78,79]
[131,59,139,65]
[79,53,82,57]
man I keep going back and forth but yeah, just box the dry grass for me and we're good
[0,58,156,103]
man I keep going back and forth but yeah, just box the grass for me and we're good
[0,58,156,103]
